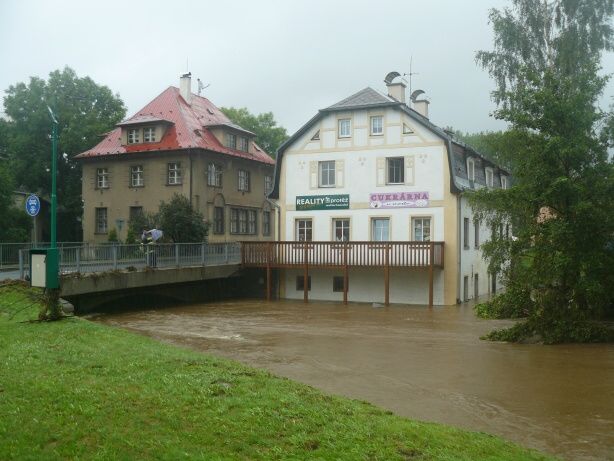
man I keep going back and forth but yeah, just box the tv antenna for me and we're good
[197,78,210,95]
[403,56,419,95]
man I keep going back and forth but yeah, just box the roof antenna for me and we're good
[403,56,419,95]
[197,78,210,96]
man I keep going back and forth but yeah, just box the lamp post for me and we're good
[47,106,58,249]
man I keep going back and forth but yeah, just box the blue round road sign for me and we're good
[25,194,40,217]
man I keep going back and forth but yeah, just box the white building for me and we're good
[258,74,509,306]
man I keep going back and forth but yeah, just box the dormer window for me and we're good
[501,175,508,189]
[467,158,475,181]
[485,168,494,187]
[128,129,140,144]
[143,127,156,142]
[238,137,248,152]
[226,133,237,149]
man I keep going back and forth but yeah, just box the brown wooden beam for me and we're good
[428,243,434,308]
[343,243,348,305]
[303,244,309,303]
[384,244,390,306]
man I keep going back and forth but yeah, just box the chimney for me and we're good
[180,72,192,105]
[413,99,429,118]
[386,81,406,103]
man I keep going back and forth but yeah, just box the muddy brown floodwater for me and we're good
[90,299,614,461]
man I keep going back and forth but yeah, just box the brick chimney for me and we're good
[179,72,192,105]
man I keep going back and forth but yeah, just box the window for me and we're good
[130,165,143,187]
[264,175,273,195]
[296,276,311,291]
[486,168,494,187]
[129,206,143,223]
[295,219,312,241]
[127,128,139,144]
[333,218,350,242]
[207,163,223,187]
[333,276,346,292]
[238,169,250,192]
[474,220,480,248]
[226,132,237,149]
[403,123,414,134]
[501,175,508,190]
[238,137,248,152]
[262,211,271,236]
[311,130,320,141]
[318,161,335,188]
[214,207,224,234]
[95,207,107,234]
[467,158,475,181]
[371,218,390,242]
[387,157,404,184]
[338,118,351,138]
[167,163,182,185]
[230,208,257,235]
[464,218,470,249]
[464,276,469,302]
[412,217,431,242]
[96,168,109,189]
[370,116,383,135]
[143,127,156,142]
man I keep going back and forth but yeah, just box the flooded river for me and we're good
[91,300,614,460]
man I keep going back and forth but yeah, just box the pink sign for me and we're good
[369,191,429,209]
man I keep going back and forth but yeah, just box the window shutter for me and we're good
[405,155,415,186]
[376,158,385,186]
[335,160,344,188]
[309,161,318,189]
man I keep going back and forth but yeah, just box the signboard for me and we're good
[369,191,429,209]
[25,194,41,217]
[296,194,350,211]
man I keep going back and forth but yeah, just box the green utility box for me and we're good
[30,248,59,289]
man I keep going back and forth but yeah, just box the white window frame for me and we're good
[295,219,313,241]
[95,207,107,234]
[127,128,140,144]
[207,163,223,187]
[467,158,475,181]
[130,165,143,187]
[501,175,508,189]
[371,218,390,242]
[485,168,494,187]
[386,157,404,184]
[370,116,383,136]
[238,137,249,152]
[167,162,182,185]
[96,168,109,189]
[338,119,351,138]
[143,127,156,143]
[262,210,271,236]
[333,218,350,242]
[238,169,250,192]
[318,160,336,188]
[226,132,237,149]
[412,217,431,242]
[264,175,273,195]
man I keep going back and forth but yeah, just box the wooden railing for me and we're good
[241,241,444,269]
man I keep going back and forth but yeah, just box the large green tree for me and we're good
[220,107,288,157]
[157,194,207,243]
[471,0,614,343]
[2,67,126,241]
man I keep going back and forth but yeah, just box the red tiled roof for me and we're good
[75,86,274,165]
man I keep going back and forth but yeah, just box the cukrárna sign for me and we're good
[369,191,429,209]
[296,194,350,211]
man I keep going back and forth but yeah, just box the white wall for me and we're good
[459,196,492,301]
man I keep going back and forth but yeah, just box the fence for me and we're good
[0,242,82,270]
[16,242,241,279]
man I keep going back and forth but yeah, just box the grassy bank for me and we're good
[0,284,554,460]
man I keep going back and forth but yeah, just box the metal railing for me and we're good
[0,242,83,270]
[17,243,241,279]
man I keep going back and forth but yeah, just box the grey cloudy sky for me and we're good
[1,0,613,136]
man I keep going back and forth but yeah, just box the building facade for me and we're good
[267,75,509,305]
[76,74,275,243]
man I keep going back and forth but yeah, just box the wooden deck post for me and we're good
[428,242,434,308]
[266,243,272,302]
[343,243,348,305]
[384,243,390,306]
[303,243,309,303]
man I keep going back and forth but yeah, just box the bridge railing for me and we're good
[0,242,83,270]
[17,242,241,279]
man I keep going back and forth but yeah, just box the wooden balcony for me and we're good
[241,241,444,307]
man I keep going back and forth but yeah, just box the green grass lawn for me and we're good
[0,284,556,460]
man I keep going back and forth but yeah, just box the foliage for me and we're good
[472,0,614,343]
[2,67,126,241]
[107,228,119,243]
[474,285,533,319]
[157,194,207,243]
[220,106,288,157]
[0,162,31,242]
[0,286,553,461]
[452,130,513,169]
[127,211,157,242]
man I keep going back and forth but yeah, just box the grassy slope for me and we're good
[0,285,555,461]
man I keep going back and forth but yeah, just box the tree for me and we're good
[157,194,207,243]
[471,0,614,343]
[220,107,288,157]
[2,67,126,241]
[453,130,512,169]
[0,163,30,242]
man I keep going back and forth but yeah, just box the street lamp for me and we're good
[47,106,58,249]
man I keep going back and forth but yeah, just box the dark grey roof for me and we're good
[323,87,398,111]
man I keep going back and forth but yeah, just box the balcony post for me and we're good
[384,243,390,306]
[343,243,348,305]
[429,242,434,307]
[266,243,272,302]
[303,242,309,303]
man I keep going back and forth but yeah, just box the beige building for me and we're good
[76,74,275,243]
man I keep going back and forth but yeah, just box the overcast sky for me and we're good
[1,0,613,135]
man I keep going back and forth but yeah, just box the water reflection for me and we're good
[90,299,614,461]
